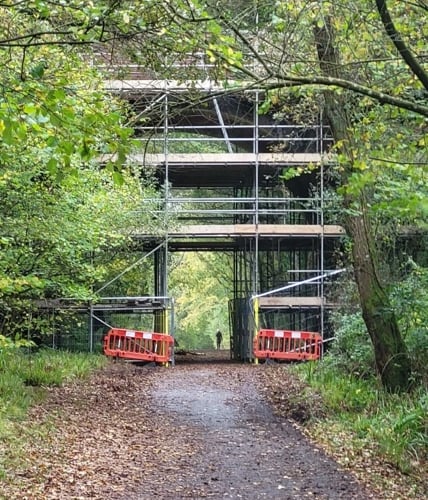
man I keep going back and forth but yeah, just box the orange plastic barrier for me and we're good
[103,328,174,364]
[253,329,322,361]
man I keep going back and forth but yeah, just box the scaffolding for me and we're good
[37,295,174,356]
[106,79,344,360]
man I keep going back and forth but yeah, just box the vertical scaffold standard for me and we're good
[103,328,174,364]
[253,329,322,361]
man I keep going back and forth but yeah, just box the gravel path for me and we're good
[133,360,373,499]
[2,356,378,499]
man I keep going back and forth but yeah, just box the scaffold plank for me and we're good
[105,79,246,92]
[125,152,326,166]
[258,297,325,308]
[164,224,345,237]
[135,224,345,238]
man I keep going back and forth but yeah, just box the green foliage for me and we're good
[0,46,132,176]
[170,252,231,350]
[325,312,376,378]
[296,362,427,474]
[0,334,35,421]
[0,166,158,339]
[373,390,428,472]
[0,335,35,371]
[0,4,157,343]
[0,371,31,422]
[324,258,428,390]
[0,5,165,341]
[142,132,231,154]
[300,362,379,413]
[390,262,428,383]
[336,104,428,225]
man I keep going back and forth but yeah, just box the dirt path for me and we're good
[2,355,378,499]
[141,362,372,499]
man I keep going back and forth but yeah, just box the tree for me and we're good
[311,7,426,389]
[0,3,162,339]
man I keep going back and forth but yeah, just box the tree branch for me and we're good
[375,0,428,90]
[265,74,428,117]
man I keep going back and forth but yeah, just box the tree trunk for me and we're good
[345,208,411,391]
[314,19,412,391]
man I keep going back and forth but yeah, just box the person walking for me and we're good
[215,329,223,350]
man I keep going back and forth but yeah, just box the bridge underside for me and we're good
[138,227,341,360]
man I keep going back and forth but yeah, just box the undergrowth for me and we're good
[294,360,427,479]
[0,346,107,477]
[302,267,428,482]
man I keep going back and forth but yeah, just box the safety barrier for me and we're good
[253,329,322,361]
[103,328,174,364]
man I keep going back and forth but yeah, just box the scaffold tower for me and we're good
[105,77,344,361]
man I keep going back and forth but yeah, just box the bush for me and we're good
[0,335,34,369]
[390,261,428,384]
[405,328,428,384]
[325,312,376,378]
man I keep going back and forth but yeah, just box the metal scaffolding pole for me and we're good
[320,122,325,340]
[163,93,169,298]
[213,98,233,153]
[253,90,260,296]
[97,81,341,360]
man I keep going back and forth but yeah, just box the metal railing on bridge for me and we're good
[137,196,323,225]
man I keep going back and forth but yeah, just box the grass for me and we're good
[15,349,107,386]
[373,390,427,470]
[294,360,427,483]
[0,348,107,478]
[7,347,106,382]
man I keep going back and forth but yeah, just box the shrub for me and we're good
[325,312,375,378]
[390,261,428,383]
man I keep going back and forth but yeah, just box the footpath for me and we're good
[1,353,421,499]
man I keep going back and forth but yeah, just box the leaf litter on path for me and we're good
[0,353,425,499]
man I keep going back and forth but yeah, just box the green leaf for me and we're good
[30,61,47,79]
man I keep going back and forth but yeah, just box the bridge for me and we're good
[93,74,345,361]
[46,70,344,360]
